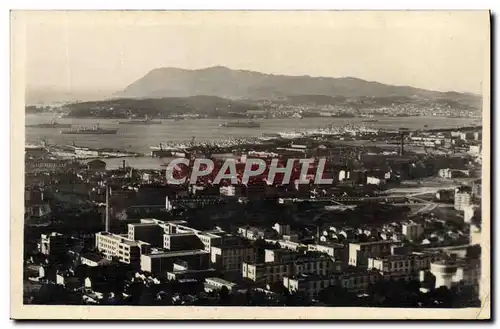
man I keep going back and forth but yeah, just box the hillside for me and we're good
[61,96,261,118]
[117,66,481,109]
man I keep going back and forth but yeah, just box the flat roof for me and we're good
[350,240,394,246]
[165,232,198,237]
[129,223,159,227]
[143,249,209,259]
[168,268,217,275]
[96,232,138,246]
[313,242,345,248]
[205,277,237,286]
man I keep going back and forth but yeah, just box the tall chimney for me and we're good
[400,133,405,156]
[122,159,126,169]
[105,185,110,232]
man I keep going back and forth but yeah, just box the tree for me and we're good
[285,290,310,306]
[318,285,358,306]
[218,286,231,305]
[138,287,156,306]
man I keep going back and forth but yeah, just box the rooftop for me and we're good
[165,232,198,237]
[350,240,394,246]
[143,249,209,259]
[205,277,237,287]
[81,253,105,263]
[129,222,160,227]
[167,268,217,275]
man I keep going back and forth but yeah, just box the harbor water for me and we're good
[26,113,480,154]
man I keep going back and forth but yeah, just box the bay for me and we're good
[25,113,480,154]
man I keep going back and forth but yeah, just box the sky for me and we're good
[17,11,489,95]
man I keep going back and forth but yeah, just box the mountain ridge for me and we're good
[116,66,481,103]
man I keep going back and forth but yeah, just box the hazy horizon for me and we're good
[20,11,489,95]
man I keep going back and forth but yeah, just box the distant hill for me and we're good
[61,95,261,118]
[116,66,481,108]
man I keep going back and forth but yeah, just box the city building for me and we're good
[401,222,424,241]
[470,224,481,245]
[166,268,217,281]
[140,249,210,275]
[459,132,474,141]
[430,259,460,289]
[454,187,472,211]
[87,159,107,172]
[242,253,341,285]
[472,180,482,198]
[220,185,241,196]
[210,237,257,273]
[95,232,151,265]
[367,252,444,279]
[128,222,165,247]
[237,226,274,240]
[348,241,393,267]
[164,232,204,251]
[469,145,482,156]
[40,232,66,256]
[283,270,382,300]
[204,277,238,293]
[307,243,348,262]
[438,168,453,179]
[264,248,303,263]
[275,239,308,251]
[80,253,112,267]
[464,205,480,224]
[195,231,223,252]
[272,223,291,236]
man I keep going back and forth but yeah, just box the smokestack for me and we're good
[400,133,405,156]
[122,159,126,169]
[105,185,110,232]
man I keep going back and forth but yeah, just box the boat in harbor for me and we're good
[278,131,304,139]
[60,124,118,135]
[118,116,162,125]
[26,119,72,128]
[219,120,261,128]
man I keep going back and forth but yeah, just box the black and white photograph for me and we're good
[10,10,490,320]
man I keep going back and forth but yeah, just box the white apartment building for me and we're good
[204,277,238,293]
[454,189,472,211]
[95,232,151,265]
[283,271,382,300]
[469,145,482,156]
[272,223,291,236]
[307,243,347,262]
[367,176,385,186]
[401,222,424,241]
[348,241,393,267]
[438,168,453,179]
[242,255,341,285]
[463,205,480,224]
[368,252,444,278]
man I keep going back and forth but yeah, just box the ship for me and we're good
[219,120,261,128]
[278,131,304,139]
[151,144,188,158]
[362,119,379,123]
[26,119,72,128]
[118,116,162,125]
[60,124,118,135]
